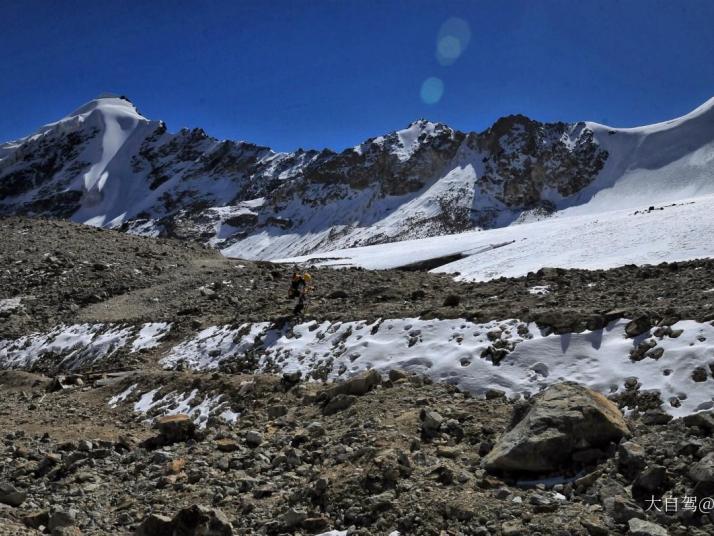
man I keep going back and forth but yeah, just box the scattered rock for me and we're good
[625,315,653,338]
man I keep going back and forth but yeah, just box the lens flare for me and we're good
[420,77,444,104]
[436,17,471,66]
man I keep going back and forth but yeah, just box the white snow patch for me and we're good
[0,297,23,314]
[108,383,137,408]
[0,322,174,370]
[129,388,230,429]
[280,194,714,282]
[0,324,132,370]
[528,285,551,296]
[162,323,269,370]
[131,323,172,352]
[219,409,240,424]
[164,318,714,416]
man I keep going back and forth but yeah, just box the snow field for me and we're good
[160,317,714,417]
[279,194,714,282]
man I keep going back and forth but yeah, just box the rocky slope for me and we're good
[3,95,712,260]
[3,362,714,535]
[2,217,714,535]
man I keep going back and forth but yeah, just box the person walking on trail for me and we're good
[288,267,313,317]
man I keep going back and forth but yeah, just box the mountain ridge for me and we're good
[1,95,713,260]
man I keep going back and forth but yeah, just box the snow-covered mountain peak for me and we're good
[67,95,144,119]
[1,96,713,261]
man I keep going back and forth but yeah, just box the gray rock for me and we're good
[322,369,382,400]
[627,518,669,536]
[48,509,77,531]
[172,505,232,535]
[0,482,26,507]
[267,405,288,419]
[604,495,643,524]
[420,409,444,437]
[245,431,263,448]
[688,451,714,495]
[617,441,646,479]
[483,382,630,473]
[323,394,357,415]
[388,369,408,382]
[683,410,714,432]
[625,315,653,338]
[155,414,196,443]
[134,513,173,536]
[632,465,669,500]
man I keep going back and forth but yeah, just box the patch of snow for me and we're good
[131,323,172,352]
[528,285,551,296]
[219,409,240,424]
[164,318,714,417]
[108,383,137,408]
[134,388,162,413]
[129,388,231,429]
[162,323,269,370]
[279,193,714,282]
[0,322,175,370]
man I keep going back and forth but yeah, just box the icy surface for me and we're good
[160,318,714,416]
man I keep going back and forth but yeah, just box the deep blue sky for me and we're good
[2,0,714,152]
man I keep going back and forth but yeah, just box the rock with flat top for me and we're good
[156,414,195,443]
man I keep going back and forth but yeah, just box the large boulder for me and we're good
[483,382,630,474]
[688,452,714,495]
[135,505,232,536]
[321,369,382,400]
[0,482,26,507]
[172,505,233,535]
[156,414,196,443]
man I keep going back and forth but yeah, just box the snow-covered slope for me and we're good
[561,97,714,214]
[281,195,714,281]
[1,95,713,262]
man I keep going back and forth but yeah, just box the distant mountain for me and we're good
[1,95,713,259]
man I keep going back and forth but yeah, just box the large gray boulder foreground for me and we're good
[483,382,630,474]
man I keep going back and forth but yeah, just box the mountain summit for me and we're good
[1,96,713,259]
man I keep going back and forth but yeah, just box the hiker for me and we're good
[288,267,313,316]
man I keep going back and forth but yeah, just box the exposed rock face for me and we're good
[0,96,609,258]
[466,116,607,226]
[483,382,630,474]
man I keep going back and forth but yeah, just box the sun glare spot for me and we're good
[436,17,471,65]
[420,77,444,104]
